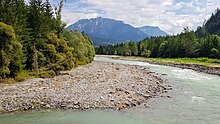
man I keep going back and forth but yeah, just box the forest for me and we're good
[0,0,95,81]
[96,9,220,59]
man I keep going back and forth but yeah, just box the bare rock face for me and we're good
[0,62,169,113]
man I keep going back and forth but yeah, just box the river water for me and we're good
[1,56,220,124]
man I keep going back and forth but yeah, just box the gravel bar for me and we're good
[0,62,169,113]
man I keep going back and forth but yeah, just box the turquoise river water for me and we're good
[0,56,220,124]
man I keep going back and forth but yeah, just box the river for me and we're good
[1,56,220,124]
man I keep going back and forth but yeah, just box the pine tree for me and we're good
[0,0,95,79]
[43,0,56,33]
[0,0,16,26]
[55,0,65,37]
[27,0,45,39]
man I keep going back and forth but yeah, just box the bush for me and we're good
[210,48,220,59]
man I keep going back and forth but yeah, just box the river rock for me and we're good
[0,61,169,113]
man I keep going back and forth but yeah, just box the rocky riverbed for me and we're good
[0,62,169,113]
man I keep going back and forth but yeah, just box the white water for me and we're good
[1,56,220,124]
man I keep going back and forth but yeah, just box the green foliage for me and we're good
[0,49,10,78]
[96,9,220,60]
[96,29,220,59]
[122,43,131,56]
[32,44,39,76]
[129,42,138,56]
[201,8,220,36]
[14,70,36,82]
[0,22,23,78]
[150,57,220,67]
[39,70,56,78]
[210,48,220,58]
[63,30,95,65]
[141,50,151,57]
[0,0,95,80]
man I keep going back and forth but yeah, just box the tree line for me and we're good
[96,9,220,59]
[96,29,220,59]
[0,0,95,80]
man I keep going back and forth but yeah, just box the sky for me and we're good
[31,0,220,34]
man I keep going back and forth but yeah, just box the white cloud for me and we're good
[27,0,220,34]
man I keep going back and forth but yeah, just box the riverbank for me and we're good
[107,55,220,76]
[0,61,169,113]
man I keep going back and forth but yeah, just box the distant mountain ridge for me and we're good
[138,26,168,37]
[66,17,168,46]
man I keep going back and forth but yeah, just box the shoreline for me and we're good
[106,55,220,76]
[150,62,220,76]
[0,61,169,113]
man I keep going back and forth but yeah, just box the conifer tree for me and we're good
[0,0,95,79]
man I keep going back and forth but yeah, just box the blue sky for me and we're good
[48,0,220,34]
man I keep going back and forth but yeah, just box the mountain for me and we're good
[66,17,149,46]
[196,9,220,37]
[204,9,220,35]
[138,26,168,37]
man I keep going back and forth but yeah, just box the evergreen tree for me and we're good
[0,0,96,80]
[0,0,16,26]
[55,0,65,37]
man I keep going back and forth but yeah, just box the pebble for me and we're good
[0,62,169,113]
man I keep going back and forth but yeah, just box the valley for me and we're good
[1,0,220,124]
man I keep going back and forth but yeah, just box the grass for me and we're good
[1,68,66,84]
[150,57,220,67]
[15,70,36,82]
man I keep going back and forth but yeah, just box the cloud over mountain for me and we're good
[26,0,220,34]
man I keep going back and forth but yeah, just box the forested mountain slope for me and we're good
[196,8,220,37]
